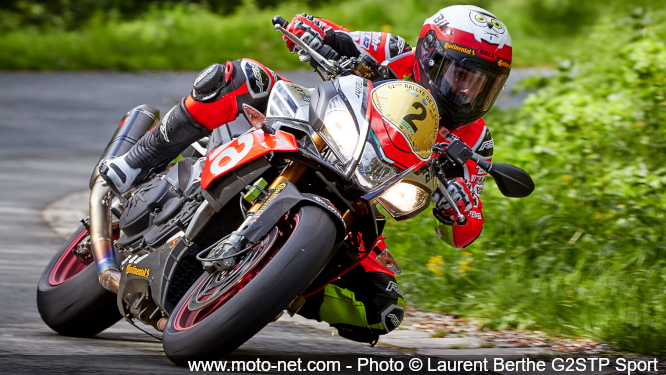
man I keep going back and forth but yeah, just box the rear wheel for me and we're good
[162,206,337,365]
[37,225,122,337]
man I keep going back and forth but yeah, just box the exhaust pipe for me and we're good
[87,105,160,293]
[90,174,120,294]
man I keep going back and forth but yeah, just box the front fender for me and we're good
[238,182,346,244]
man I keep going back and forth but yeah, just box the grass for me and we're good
[384,6,666,355]
[0,0,636,70]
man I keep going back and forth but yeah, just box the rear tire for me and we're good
[37,225,122,337]
[162,206,337,365]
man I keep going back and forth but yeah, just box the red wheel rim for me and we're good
[173,214,300,331]
[48,229,92,286]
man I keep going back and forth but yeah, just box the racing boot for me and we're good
[99,101,208,194]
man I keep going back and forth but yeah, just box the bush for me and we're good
[0,0,648,70]
[385,7,666,354]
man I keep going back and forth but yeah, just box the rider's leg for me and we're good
[100,59,283,194]
[298,236,405,344]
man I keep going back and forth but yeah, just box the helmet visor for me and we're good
[428,53,508,115]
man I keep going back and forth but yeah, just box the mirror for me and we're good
[470,156,535,198]
[487,163,534,198]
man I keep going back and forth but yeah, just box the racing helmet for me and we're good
[414,5,512,131]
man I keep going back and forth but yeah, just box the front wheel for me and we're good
[162,206,338,364]
[37,225,122,337]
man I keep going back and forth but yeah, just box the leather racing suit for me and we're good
[103,18,493,345]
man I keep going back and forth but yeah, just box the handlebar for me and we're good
[273,16,339,78]
[272,15,288,28]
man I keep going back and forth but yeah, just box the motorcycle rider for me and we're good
[99,5,512,344]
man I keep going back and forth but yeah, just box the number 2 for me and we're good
[402,102,427,133]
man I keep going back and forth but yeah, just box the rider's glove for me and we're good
[284,13,331,62]
[433,177,475,226]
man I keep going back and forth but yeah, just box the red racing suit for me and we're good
[184,24,491,249]
[286,17,493,248]
[165,17,492,344]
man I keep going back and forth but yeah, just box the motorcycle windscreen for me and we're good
[370,81,439,161]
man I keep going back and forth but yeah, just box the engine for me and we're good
[115,157,205,253]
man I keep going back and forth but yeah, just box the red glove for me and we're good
[284,14,331,61]
[434,177,475,225]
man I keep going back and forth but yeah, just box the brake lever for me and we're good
[274,24,339,77]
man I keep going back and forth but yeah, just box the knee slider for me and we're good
[378,303,405,333]
[192,63,230,102]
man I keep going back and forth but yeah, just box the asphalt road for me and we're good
[0,69,537,373]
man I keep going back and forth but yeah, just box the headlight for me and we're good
[354,143,399,190]
[319,95,358,162]
[377,182,430,218]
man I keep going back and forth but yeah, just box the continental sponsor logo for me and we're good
[259,183,287,211]
[444,42,475,56]
[498,59,511,69]
[126,264,149,278]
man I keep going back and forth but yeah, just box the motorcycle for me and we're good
[36,16,534,364]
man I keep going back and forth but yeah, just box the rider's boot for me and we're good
[99,101,209,194]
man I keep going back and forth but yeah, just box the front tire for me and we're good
[37,225,122,337]
[162,206,337,365]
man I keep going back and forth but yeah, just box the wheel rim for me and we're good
[48,229,92,286]
[172,214,300,331]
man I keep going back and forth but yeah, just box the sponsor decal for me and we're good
[354,81,363,99]
[258,182,287,212]
[209,133,254,176]
[432,12,449,30]
[477,139,494,151]
[471,175,487,184]
[168,237,179,249]
[444,42,475,56]
[312,195,343,219]
[386,281,400,293]
[126,264,150,278]
[361,32,371,49]
[371,32,381,52]
[194,65,215,86]
[475,164,488,176]
[243,61,270,98]
[422,98,429,106]
[251,65,265,92]
[387,313,401,328]
[397,37,406,54]
[160,108,173,142]
[498,59,511,69]
[290,85,311,102]
[371,81,439,160]
[477,47,497,61]
[469,211,482,219]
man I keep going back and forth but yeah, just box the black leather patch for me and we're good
[192,64,225,101]
[475,127,494,158]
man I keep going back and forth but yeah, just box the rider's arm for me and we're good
[435,119,493,248]
[285,14,414,78]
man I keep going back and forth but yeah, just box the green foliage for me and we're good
[0,0,648,70]
[385,7,666,354]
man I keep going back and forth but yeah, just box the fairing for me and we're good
[200,130,298,189]
[368,81,439,169]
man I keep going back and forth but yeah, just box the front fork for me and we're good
[202,133,357,272]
